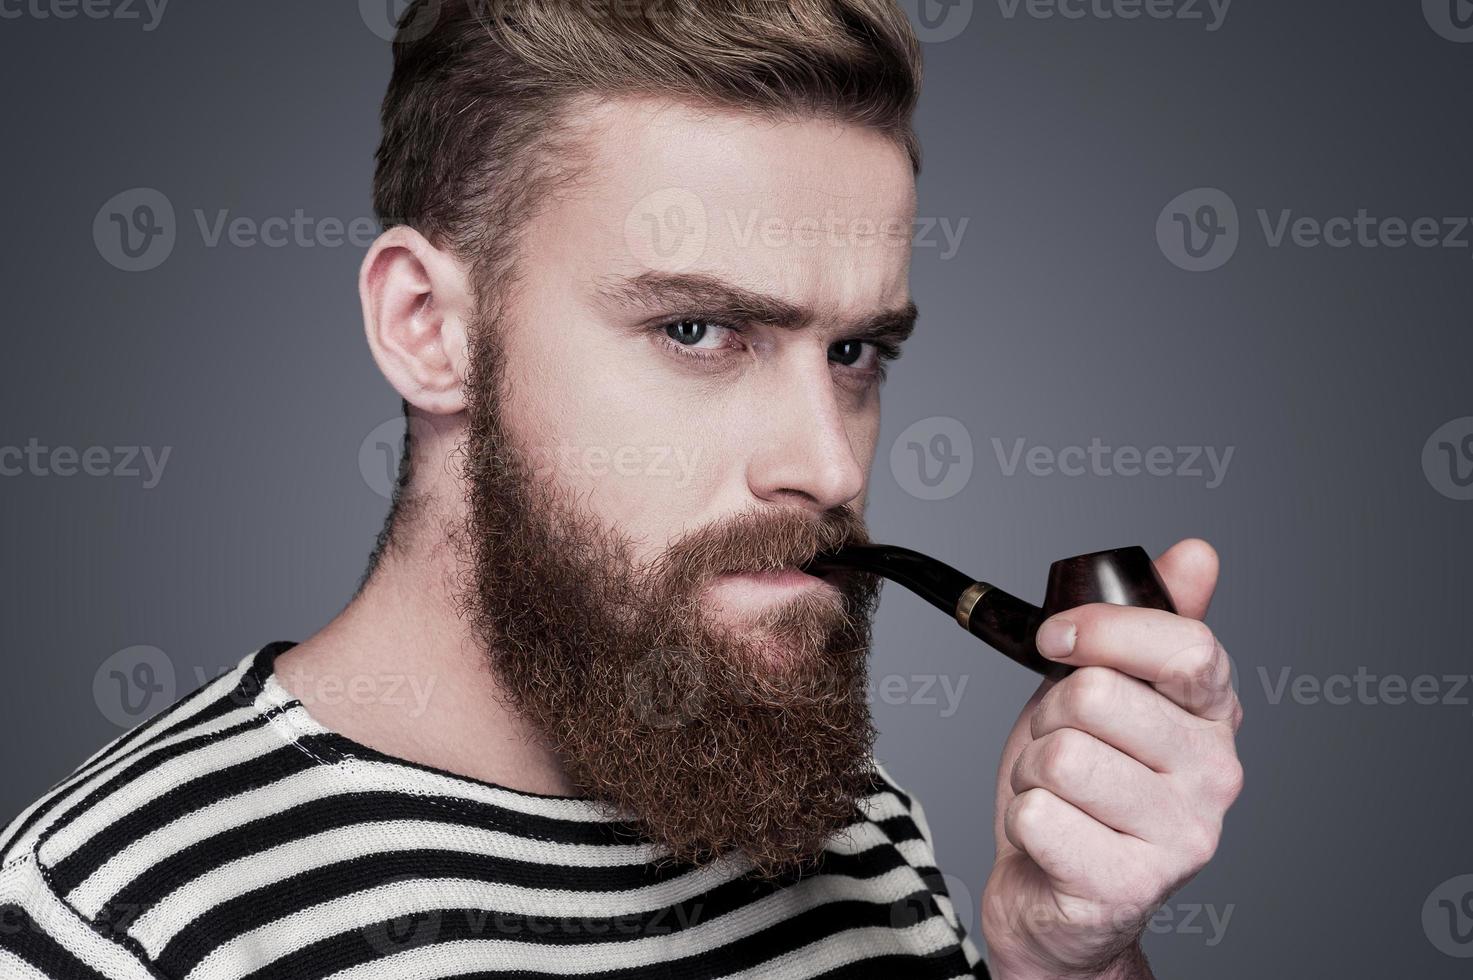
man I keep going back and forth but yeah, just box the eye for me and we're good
[829,339,869,368]
[828,339,900,376]
[664,318,733,350]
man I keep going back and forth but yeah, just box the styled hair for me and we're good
[361,0,923,583]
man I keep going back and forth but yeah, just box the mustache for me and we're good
[646,505,870,587]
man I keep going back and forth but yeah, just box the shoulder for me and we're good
[865,755,989,976]
[0,643,304,874]
[0,644,315,977]
[865,754,937,846]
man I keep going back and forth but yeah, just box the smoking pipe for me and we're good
[803,544,1177,680]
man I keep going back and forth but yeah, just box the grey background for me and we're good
[2,2,1470,976]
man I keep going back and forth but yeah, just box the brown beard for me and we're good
[451,323,883,880]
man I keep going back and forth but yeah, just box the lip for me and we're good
[717,567,825,586]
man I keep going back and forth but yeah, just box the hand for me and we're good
[980,539,1244,980]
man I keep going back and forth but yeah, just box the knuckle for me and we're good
[1183,620,1218,653]
[1009,747,1030,793]
[1039,729,1087,785]
[1180,819,1222,867]
[1210,756,1246,803]
[1166,637,1219,689]
[1030,687,1062,740]
[1009,787,1052,837]
[1066,667,1118,725]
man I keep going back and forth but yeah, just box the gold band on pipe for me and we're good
[955,581,993,629]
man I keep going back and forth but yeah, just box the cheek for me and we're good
[499,308,726,556]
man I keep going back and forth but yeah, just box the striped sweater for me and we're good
[0,641,987,979]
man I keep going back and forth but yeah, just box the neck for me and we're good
[273,511,581,797]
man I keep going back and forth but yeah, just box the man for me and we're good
[0,1,1243,977]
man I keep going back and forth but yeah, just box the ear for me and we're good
[359,226,474,416]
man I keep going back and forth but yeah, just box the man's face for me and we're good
[454,96,918,877]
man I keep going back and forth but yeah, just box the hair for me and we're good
[359,0,924,586]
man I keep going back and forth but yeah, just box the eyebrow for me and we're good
[592,270,918,346]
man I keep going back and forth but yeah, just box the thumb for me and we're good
[1153,537,1219,621]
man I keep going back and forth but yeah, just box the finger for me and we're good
[1035,604,1238,721]
[1030,665,1217,771]
[1152,538,1218,621]
[1003,787,1153,897]
[1010,727,1183,843]
[993,678,1053,855]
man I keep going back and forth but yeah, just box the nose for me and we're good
[745,356,868,512]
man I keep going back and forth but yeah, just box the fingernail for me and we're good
[1036,618,1077,659]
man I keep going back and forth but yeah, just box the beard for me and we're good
[451,324,883,880]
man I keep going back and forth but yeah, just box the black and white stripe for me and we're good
[1,642,986,978]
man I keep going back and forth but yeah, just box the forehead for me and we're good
[526,95,918,312]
